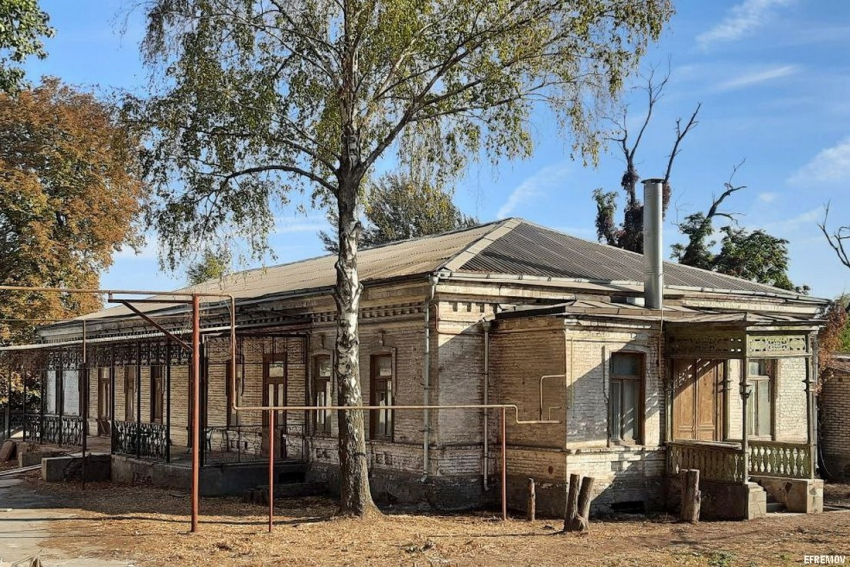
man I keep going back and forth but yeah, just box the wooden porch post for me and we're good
[741,354,750,483]
[808,335,818,479]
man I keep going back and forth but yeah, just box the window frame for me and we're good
[150,366,164,424]
[312,354,333,435]
[369,353,395,441]
[608,351,645,446]
[124,366,136,422]
[747,359,775,440]
[225,357,244,428]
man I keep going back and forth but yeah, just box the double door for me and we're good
[673,359,725,441]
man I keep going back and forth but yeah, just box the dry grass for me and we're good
[23,475,850,566]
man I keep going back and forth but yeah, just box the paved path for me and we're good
[0,478,130,567]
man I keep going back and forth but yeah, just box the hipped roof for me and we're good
[69,217,821,324]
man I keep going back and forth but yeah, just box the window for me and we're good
[609,353,643,444]
[151,366,164,424]
[747,359,774,438]
[313,355,333,434]
[124,366,136,422]
[226,359,243,428]
[370,354,394,440]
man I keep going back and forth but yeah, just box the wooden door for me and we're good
[263,354,287,458]
[673,359,724,441]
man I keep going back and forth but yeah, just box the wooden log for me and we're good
[680,468,701,523]
[563,473,580,531]
[527,478,536,522]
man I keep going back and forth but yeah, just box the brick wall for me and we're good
[821,370,850,479]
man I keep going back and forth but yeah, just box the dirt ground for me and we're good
[12,473,850,566]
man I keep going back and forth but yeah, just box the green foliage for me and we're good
[319,173,478,253]
[712,226,795,291]
[670,179,802,292]
[0,0,54,94]
[186,249,231,285]
[128,0,673,270]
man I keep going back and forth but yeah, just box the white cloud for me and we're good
[497,163,569,219]
[273,214,329,234]
[757,192,779,203]
[716,65,799,91]
[788,137,850,185]
[697,0,794,48]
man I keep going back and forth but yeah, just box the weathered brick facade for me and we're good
[21,220,827,517]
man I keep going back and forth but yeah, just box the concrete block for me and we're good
[42,455,111,482]
[0,439,16,462]
[18,449,65,468]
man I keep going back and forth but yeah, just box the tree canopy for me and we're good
[0,0,54,94]
[131,0,673,516]
[0,78,146,342]
[319,172,478,253]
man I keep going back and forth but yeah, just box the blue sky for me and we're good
[22,0,850,298]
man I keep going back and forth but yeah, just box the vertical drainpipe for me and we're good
[422,274,440,480]
[482,320,491,490]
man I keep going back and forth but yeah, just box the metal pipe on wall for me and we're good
[482,320,490,491]
[422,274,439,479]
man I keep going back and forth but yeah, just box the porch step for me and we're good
[766,501,786,513]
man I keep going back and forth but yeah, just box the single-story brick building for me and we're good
[1,215,829,518]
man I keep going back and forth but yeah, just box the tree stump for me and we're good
[527,478,536,522]
[680,469,701,523]
[564,474,595,532]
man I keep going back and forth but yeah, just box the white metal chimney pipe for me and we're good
[642,178,664,310]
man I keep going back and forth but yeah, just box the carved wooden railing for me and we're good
[667,441,745,483]
[748,440,811,479]
[112,420,168,460]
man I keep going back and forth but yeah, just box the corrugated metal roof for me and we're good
[458,221,791,294]
[70,217,809,324]
[76,221,501,321]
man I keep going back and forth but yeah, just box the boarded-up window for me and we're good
[63,370,79,416]
[370,354,394,440]
[609,353,643,444]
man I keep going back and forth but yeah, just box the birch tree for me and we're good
[129,0,672,516]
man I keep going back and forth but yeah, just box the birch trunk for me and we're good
[334,180,378,517]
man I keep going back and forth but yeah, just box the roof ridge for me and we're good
[439,217,523,273]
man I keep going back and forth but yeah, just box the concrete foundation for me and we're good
[42,455,111,483]
[308,462,493,511]
[751,476,824,513]
[666,476,767,520]
[110,455,310,496]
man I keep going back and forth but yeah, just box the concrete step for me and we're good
[766,501,786,513]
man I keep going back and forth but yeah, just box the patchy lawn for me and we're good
[19,474,850,566]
